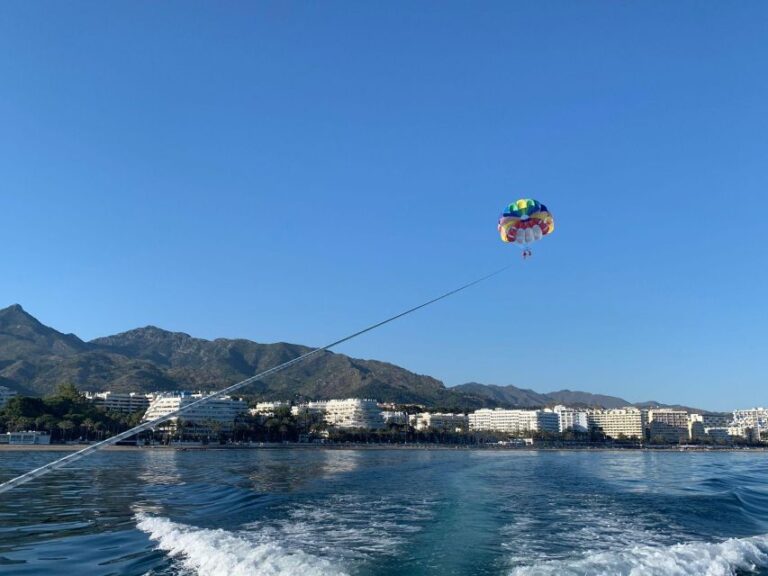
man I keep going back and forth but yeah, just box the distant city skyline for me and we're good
[2,2,767,411]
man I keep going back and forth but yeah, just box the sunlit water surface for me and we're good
[1,448,768,575]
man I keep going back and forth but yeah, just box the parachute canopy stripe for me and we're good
[498,198,555,245]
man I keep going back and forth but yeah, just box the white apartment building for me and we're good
[688,413,706,440]
[412,412,468,432]
[647,409,691,443]
[142,393,247,434]
[0,385,17,407]
[732,408,768,438]
[727,425,761,442]
[291,401,329,417]
[468,409,560,435]
[250,401,289,417]
[85,391,154,413]
[703,413,733,428]
[552,405,589,433]
[324,399,385,430]
[587,408,644,439]
[705,427,734,442]
[381,410,408,426]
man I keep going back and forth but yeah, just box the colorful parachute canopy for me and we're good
[498,198,555,245]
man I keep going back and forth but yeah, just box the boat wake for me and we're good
[508,532,768,576]
[136,492,434,575]
[135,514,348,576]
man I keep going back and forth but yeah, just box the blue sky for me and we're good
[1,2,766,410]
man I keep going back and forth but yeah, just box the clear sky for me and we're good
[1,2,766,411]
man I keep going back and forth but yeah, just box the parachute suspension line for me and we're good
[0,263,514,495]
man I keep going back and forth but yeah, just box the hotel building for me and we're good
[250,401,290,417]
[290,399,386,429]
[647,409,691,443]
[732,408,768,438]
[381,410,408,426]
[291,401,329,417]
[552,405,589,433]
[468,409,560,435]
[587,408,644,439]
[323,399,385,429]
[142,393,247,435]
[702,413,733,428]
[85,391,154,413]
[412,412,468,432]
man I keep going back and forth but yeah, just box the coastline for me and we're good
[1,443,765,452]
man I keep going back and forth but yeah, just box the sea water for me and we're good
[1,448,767,575]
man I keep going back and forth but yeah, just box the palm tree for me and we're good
[12,416,35,432]
[81,418,96,441]
[206,420,223,444]
[58,420,75,441]
[94,421,106,441]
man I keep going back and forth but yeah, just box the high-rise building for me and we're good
[587,408,644,439]
[702,413,733,428]
[468,409,560,434]
[412,412,468,432]
[726,425,760,442]
[732,408,768,439]
[647,409,690,443]
[552,405,589,433]
[85,391,154,413]
[250,401,289,417]
[381,410,408,426]
[688,413,706,440]
[142,393,247,435]
[323,399,385,429]
[705,427,734,442]
[291,401,329,417]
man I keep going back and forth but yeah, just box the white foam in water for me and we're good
[500,493,687,566]
[508,533,768,576]
[136,514,349,576]
[243,494,435,561]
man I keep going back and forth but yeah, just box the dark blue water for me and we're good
[1,448,767,575]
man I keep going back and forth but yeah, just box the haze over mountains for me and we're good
[0,304,688,411]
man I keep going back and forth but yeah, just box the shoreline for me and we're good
[1,443,765,453]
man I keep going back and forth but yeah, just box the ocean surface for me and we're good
[1,448,768,575]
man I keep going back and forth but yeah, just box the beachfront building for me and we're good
[324,399,385,430]
[468,409,560,435]
[552,405,589,433]
[381,410,408,426]
[726,425,761,442]
[705,427,734,442]
[250,401,290,417]
[0,431,51,445]
[291,401,329,417]
[647,409,690,443]
[0,385,17,408]
[587,408,644,440]
[688,413,706,441]
[412,412,468,432]
[290,398,386,429]
[142,393,247,436]
[703,413,733,428]
[732,408,768,440]
[85,391,154,413]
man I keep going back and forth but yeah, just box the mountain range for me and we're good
[0,304,696,411]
